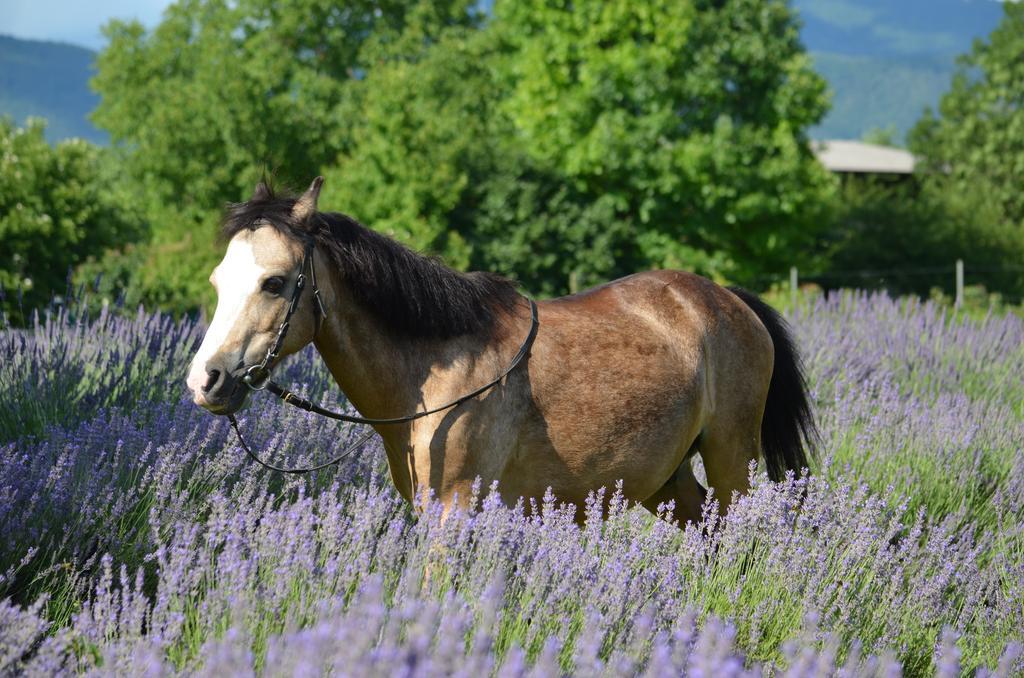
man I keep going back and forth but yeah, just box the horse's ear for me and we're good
[292,176,324,223]
[252,181,272,201]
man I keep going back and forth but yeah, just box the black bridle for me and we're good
[237,242,326,392]
[226,241,540,474]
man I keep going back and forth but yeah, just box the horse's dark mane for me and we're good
[221,183,521,340]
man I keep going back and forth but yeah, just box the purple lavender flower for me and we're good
[0,289,1021,675]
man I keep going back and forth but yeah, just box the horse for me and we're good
[186,177,816,525]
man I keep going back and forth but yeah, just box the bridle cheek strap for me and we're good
[241,243,322,391]
[306,243,327,336]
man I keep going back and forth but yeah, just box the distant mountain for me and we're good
[793,0,1006,142]
[0,34,104,143]
[809,52,955,141]
[0,2,1010,146]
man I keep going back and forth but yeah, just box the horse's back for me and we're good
[539,269,769,361]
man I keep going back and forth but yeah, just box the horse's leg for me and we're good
[641,456,707,527]
[698,407,764,515]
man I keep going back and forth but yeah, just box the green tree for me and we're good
[323,28,636,295]
[91,0,480,313]
[90,0,836,308]
[94,0,480,210]
[323,29,497,268]
[910,2,1024,230]
[823,178,1021,298]
[907,1,1024,297]
[0,117,141,323]
[492,0,836,283]
[465,158,637,295]
[331,0,835,294]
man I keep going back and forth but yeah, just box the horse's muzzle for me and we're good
[194,362,249,414]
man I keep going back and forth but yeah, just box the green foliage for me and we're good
[93,0,477,211]
[493,0,836,284]
[90,0,480,314]
[327,0,835,296]
[0,117,141,323]
[822,178,1024,299]
[323,28,638,295]
[861,125,900,147]
[86,0,834,309]
[466,161,639,295]
[323,28,496,267]
[909,2,1024,242]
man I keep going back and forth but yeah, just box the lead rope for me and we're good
[228,412,377,474]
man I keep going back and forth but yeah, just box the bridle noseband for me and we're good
[240,242,326,392]
[227,240,539,474]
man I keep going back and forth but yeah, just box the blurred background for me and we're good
[2,0,1023,322]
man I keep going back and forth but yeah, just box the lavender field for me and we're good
[1,293,1022,676]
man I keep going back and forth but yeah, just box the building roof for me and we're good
[812,140,916,175]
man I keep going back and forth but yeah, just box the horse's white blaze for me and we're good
[186,238,266,400]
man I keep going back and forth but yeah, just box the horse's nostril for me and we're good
[203,369,221,393]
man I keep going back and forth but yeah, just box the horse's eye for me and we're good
[262,276,285,295]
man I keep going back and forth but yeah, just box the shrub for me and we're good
[820,178,1024,300]
[0,117,142,324]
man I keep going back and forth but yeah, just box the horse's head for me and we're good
[187,177,326,414]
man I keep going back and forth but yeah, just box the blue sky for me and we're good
[3,0,171,49]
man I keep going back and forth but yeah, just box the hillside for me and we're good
[794,0,1005,141]
[0,34,103,143]
[808,52,956,141]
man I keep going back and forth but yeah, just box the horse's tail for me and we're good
[727,287,817,481]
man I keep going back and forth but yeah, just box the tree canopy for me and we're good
[494,0,834,282]
[908,1,1024,295]
[910,1,1024,227]
[0,117,140,322]
[88,0,835,311]
[93,0,480,209]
